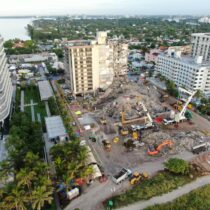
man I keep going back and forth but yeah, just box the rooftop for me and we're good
[45,116,67,139]
[191,33,210,37]
[159,53,210,68]
[38,80,53,101]
[64,40,92,47]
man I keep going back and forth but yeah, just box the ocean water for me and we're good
[0,18,32,40]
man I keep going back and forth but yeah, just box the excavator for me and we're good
[120,111,129,136]
[147,140,173,155]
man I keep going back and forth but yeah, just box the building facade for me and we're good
[156,53,210,93]
[0,36,13,124]
[145,49,161,63]
[64,32,128,95]
[191,33,210,61]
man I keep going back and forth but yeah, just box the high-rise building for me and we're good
[0,36,13,124]
[156,52,210,93]
[156,33,210,94]
[191,33,210,61]
[64,32,128,95]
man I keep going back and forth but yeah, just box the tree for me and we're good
[31,186,53,210]
[4,188,27,210]
[166,80,179,98]
[195,90,205,99]
[17,169,36,193]
[164,158,189,175]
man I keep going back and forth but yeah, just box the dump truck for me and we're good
[130,171,149,185]
[112,168,132,184]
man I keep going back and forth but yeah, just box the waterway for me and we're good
[0,18,32,40]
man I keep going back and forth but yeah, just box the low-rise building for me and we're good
[145,49,161,63]
[8,53,58,64]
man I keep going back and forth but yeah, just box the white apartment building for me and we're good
[64,32,128,95]
[156,52,210,93]
[191,33,210,61]
[0,36,13,124]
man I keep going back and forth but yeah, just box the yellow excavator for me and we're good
[130,171,149,185]
[120,111,129,136]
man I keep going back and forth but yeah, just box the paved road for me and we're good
[117,175,210,210]
[65,151,195,210]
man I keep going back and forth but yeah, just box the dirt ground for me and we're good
[75,76,210,177]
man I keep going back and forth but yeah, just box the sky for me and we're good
[1,0,210,16]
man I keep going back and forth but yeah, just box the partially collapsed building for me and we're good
[64,31,128,95]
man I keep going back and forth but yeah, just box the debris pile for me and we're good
[143,130,206,154]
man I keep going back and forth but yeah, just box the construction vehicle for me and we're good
[112,168,132,184]
[192,143,210,154]
[160,94,169,103]
[102,140,111,151]
[174,88,196,123]
[120,111,129,136]
[140,102,154,129]
[164,88,196,124]
[147,140,173,155]
[113,137,120,143]
[100,117,107,125]
[130,171,149,185]
[132,131,138,140]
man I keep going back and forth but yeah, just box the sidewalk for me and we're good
[117,175,210,210]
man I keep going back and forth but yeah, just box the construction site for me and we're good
[74,75,210,175]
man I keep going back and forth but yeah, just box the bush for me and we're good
[164,158,189,175]
[110,171,191,209]
[145,184,210,210]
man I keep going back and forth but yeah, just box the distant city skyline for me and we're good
[1,0,210,16]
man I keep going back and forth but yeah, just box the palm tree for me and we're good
[4,188,27,210]
[31,186,53,210]
[17,169,36,191]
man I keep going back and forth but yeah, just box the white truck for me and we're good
[67,187,80,200]
[163,118,175,125]
[112,168,132,184]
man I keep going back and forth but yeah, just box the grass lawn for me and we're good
[18,86,47,124]
[145,184,210,210]
[108,171,193,209]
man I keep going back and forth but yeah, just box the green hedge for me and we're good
[110,171,192,209]
[145,184,210,210]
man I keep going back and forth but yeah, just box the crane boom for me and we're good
[140,102,153,124]
[175,88,196,122]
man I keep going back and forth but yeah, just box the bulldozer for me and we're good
[130,171,149,185]
[147,140,173,155]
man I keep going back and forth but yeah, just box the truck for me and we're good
[112,168,132,184]
[192,143,210,154]
[67,187,80,200]
[163,118,175,125]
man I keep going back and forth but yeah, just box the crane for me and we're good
[174,88,196,123]
[140,102,153,127]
